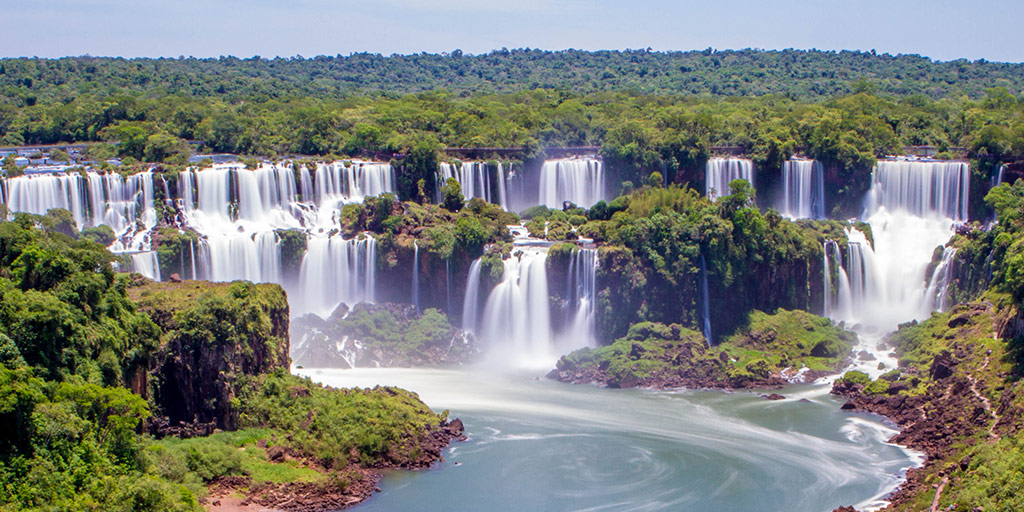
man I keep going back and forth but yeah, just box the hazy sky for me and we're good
[1,0,1021,62]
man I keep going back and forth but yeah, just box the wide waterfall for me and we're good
[465,230,599,366]
[312,161,395,206]
[823,159,967,336]
[3,170,157,247]
[180,162,387,316]
[437,162,509,210]
[539,158,605,209]
[706,157,754,200]
[780,159,825,219]
[863,159,970,221]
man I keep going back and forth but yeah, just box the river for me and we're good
[298,367,921,512]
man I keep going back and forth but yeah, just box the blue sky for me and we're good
[1,0,1021,62]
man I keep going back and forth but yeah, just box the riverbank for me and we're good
[202,418,465,512]
[829,300,1024,510]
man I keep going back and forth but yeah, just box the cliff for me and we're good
[128,280,291,433]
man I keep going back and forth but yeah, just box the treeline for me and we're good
[3,87,1024,175]
[2,49,1022,101]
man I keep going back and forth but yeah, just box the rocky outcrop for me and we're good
[291,302,479,369]
[128,280,290,434]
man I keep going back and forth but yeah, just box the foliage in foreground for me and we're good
[0,215,450,510]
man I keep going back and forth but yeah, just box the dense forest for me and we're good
[3,49,1023,100]
[2,49,1024,182]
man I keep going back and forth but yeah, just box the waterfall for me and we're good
[412,241,420,312]
[539,158,605,209]
[567,248,599,348]
[924,247,958,312]
[4,173,87,225]
[313,161,395,206]
[699,254,712,345]
[479,248,553,365]
[864,159,970,221]
[188,239,197,280]
[461,258,483,335]
[822,240,854,321]
[2,170,157,253]
[130,251,161,281]
[994,165,1006,187]
[706,158,754,200]
[780,159,825,219]
[295,235,377,318]
[823,159,967,333]
[438,162,508,208]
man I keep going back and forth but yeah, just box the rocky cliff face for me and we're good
[128,280,290,434]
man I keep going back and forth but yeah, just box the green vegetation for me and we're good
[0,215,455,510]
[583,184,840,342]
[552,309,854,388]
[1,51,1023,192]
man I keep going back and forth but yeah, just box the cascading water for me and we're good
[994,165,1006,187]
[313,161,395,207]
[824,159,969,373]
[863,159,970,221]
[3,170,156,244]
[412,241,420,312]
[461,258,483,336]
[924,247,958,313]
[780,159,825,219]
[706,157,754,200]
[296,235,377,318]
[437,162,509,210]
[539,158,605,208]
[130,251,162,281]
[478,248,554,366]
[699,254,712,345]
[177,162,385,316]
[566,248,599,348]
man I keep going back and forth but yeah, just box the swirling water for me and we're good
[299,367,920,512]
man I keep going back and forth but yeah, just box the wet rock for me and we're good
[959,455,971,471]
[857,350,877,361]
[761,393,785,400]
[840,401,857,410]
[445,418,464,436]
